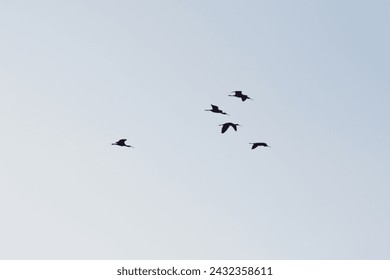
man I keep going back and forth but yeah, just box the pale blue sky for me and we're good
[1,0,389,259]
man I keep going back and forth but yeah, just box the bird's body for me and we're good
[250,142,270,149]
[219,122,241,133]
[112,139,134,148]
[229,91,253,102]
[205,104,229,116]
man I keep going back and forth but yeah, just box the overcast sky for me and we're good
[1,0,389,259]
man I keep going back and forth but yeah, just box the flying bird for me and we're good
[250,142,270,149]
[229,91,253,102]
[205,104,230,116]
[219,122,241,134]
[112,139,134,148]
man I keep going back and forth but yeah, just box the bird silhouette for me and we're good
[229,91,253,101]
[205,104,230,116]
[219,122,241,133]
[112,139,134,148]
[250,142,270,149]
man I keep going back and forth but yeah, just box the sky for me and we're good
[1,0,389,259]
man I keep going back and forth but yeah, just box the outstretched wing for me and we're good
[221,123,229,134]
[211,104,219,110]
[241,94,253,101]
[250,142,269,149]
[117,139,127,145]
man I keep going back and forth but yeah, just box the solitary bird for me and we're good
[219,122,241,134]
[229,91,253,102]
[250,142,270,149]
[112,139,134,148]
[205,104,229,116]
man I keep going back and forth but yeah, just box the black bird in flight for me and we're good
[112,139,134,148]
[229,91,253,101]
[219,122,241,134]
[250,142,270,149]
[205,104,230,116]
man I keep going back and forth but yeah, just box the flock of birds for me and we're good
[112,91,270,150]
[205,90,270,150]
